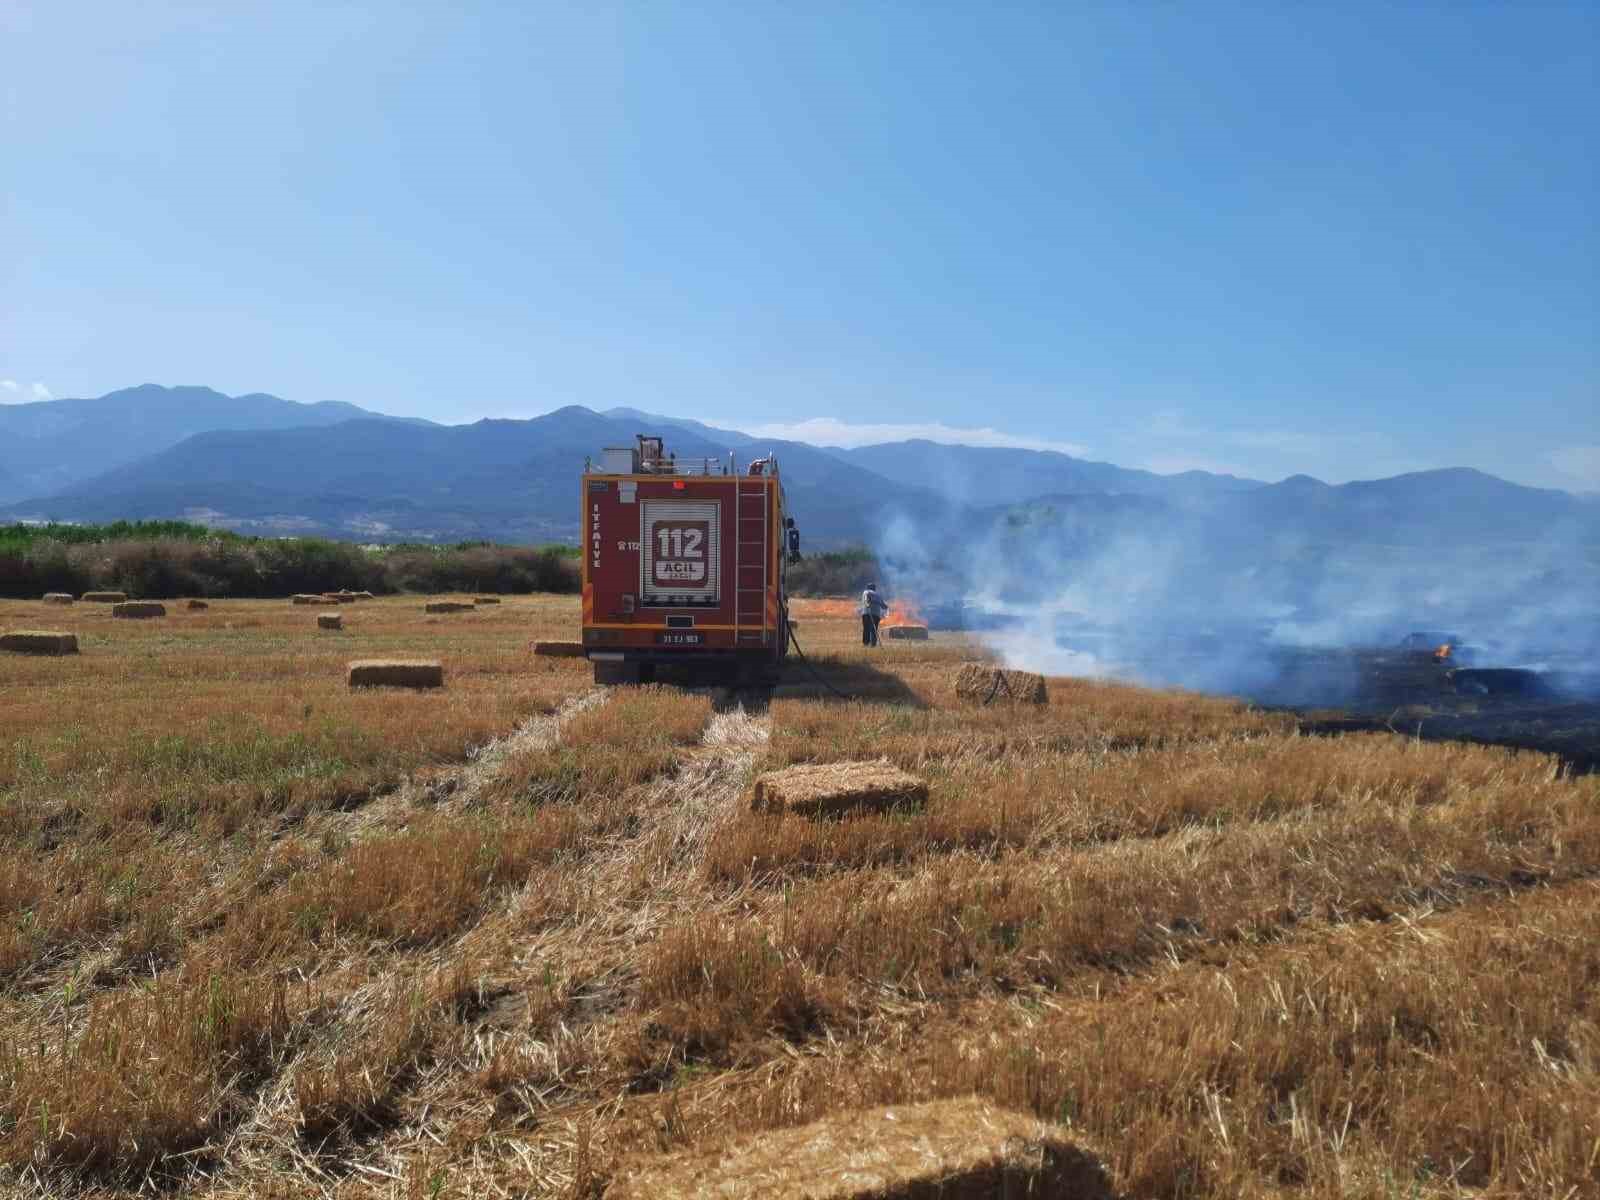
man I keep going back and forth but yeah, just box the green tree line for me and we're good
[0,523,580,599]
[2,521,878,599]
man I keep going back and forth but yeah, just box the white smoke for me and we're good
[871,492,1600,705]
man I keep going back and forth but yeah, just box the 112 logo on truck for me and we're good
[639,500,720,606]
[653,522,708,583]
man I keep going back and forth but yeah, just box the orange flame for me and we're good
[880,599,924,628]
[791,598,860,619]
[788,596,925,627]
[1434,643,1453,662]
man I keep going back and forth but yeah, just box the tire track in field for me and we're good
[306,699,772,1193]
[326,685,611,839]
[207,692,766,1194]
[50,689,624,1199]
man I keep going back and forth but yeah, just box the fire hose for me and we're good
[982,671,1019,706]
[786,620,856,702]
[787,616,1011,707]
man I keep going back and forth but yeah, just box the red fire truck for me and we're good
[581,434,798,684]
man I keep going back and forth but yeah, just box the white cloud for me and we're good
[1,380,56,405]
[717,416,1089,456]
[1548,445,1600,490]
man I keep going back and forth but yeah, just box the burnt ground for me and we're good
[1267,649,1600,774]
[1294,702,1600,775]
[1043,633,1600,775]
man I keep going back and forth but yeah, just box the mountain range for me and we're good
[0,384,401,502]
[2,386,1594,556]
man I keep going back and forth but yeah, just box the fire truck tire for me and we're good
[593,661,643,686]
[736,659,781,689]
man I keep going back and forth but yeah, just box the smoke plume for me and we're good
[870,482,1600,707]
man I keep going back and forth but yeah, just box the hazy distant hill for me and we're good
[955,468,1600,570]
[7,406,939,545]
[601,413,1265,505]
[841,439,1262,505]
[600,407,937,531]
[1204,468,1594,547]
[601,407,763,449]
[0,384,409,503]
[5,389,1593,562]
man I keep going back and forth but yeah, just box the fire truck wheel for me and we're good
[735,660,781,689]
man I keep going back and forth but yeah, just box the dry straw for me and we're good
[424,601,474,614]
[533,641,586,657]
[749,759,928,818]
[317,613,343,631]
[885,624,929,640]
[80,591,126,603]
[607,1097,1109,1200]
[0,630,79,656]
[41,592,74,605]
[348,660,444,688]
[954,663,1048,705]
[112,601,166,619]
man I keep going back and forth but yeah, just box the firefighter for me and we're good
[860,582,888,647]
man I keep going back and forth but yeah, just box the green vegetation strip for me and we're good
[0,521,580,599]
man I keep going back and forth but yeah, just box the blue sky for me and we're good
[3,2,1595,488]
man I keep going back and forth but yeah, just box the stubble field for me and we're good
[0,593,1595,1198]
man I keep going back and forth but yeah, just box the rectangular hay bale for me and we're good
[749,760,928,818]
[348,660,443,689]
[424,601,474,614]
[323,592,358,604]
[291,594,337,605]
[186,599,209,610]
[532,641,586,657]
[473,596,501,605]
[112,601,167,619]
[954,663,1048,705]
[607,1097,1109,1200]
[81,591,127,603]
[317,613,343,630]
[1,630,80,656]
[884,623,929,640]
[42,593,75,605]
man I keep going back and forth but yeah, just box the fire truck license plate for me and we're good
[656,632,703,645]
